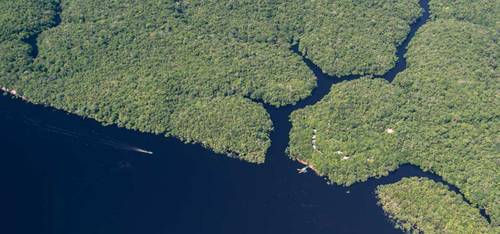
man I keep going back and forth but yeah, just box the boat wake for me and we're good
[128,147,154,155]
[18,114,153,155]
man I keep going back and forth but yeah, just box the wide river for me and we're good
[0,1,454,233]
[2,93,446,234]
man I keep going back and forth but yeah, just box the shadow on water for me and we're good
[0,0,490,234]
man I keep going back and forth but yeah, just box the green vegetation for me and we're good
[0,0,420,163]
[299,0,421,76]
[289,2,499,224]
[430,0,499,29]
[394,19,499,224]
[0,0,58,42]
[168,97,272,163]
[0,0,58,87]
[289,78,404,183]
[377,178,498,234]
[1,0,498,231]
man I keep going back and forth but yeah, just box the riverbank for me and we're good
[1,86,27,101]
[296,158,320,175]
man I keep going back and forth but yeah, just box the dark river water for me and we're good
[1,95,442,234]
[0,1,461,234]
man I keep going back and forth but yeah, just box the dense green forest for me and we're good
[1,0,498,232]
[377,178,498,233]
[0,0,420,162]
[289,1,499,224]
[430,0,499,29]
[168,97,273,163]
[0,0,58,87]
[0,0,57,42]
[299,0,421,76]
[394,19,499,225]
[289,77,404,183]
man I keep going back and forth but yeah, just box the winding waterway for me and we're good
[0,0,488,233]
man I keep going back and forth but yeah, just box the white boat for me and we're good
[297,166,309,174]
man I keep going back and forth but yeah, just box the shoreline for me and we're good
[1,86,27,101]
[296,158,321,175]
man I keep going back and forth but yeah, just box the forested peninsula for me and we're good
[1,0,498,232]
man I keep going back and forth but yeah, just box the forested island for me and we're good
[1,0,498,233]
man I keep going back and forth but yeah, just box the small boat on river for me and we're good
[297,166,309,174]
